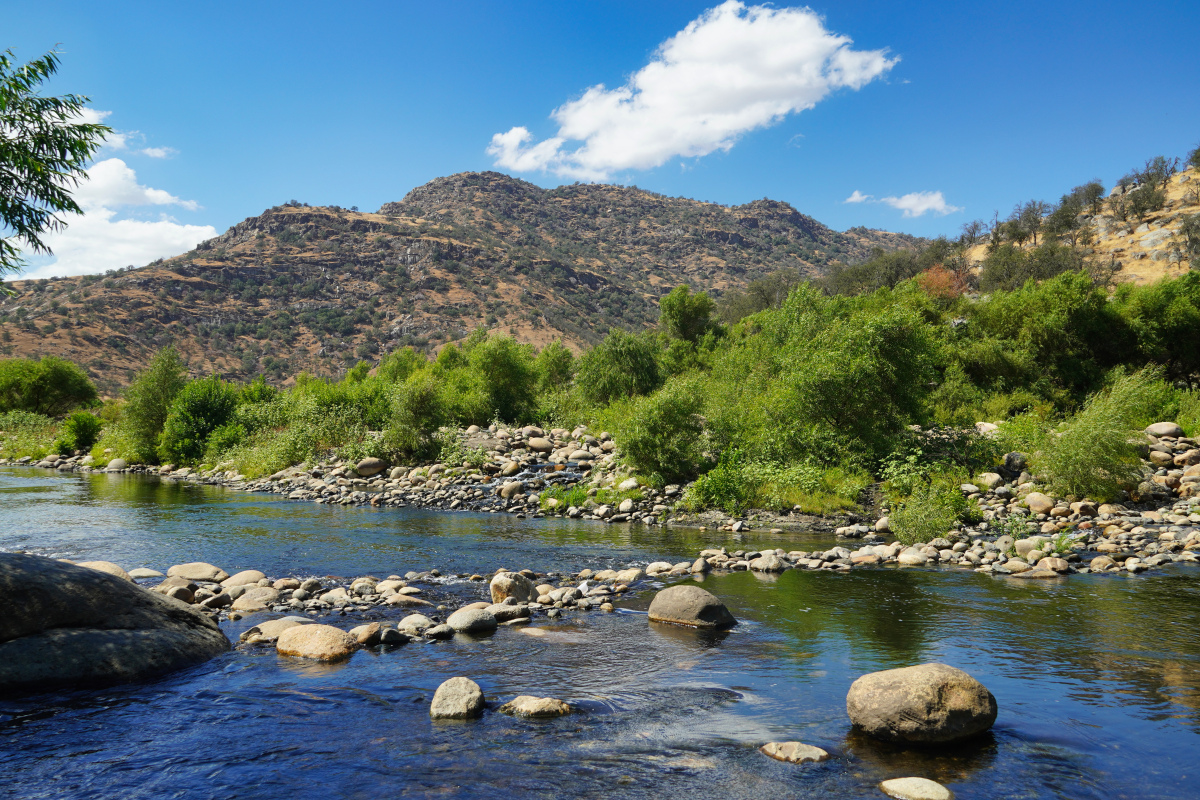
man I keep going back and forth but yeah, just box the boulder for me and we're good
[275,624,359,662]
[106,458,128,470]
[430,677,485,720]
[447,608,498,634]
[499,481,524,499]
[490,571,533,604]
[167,562,229,582]
[0,553,230,693]
[879,777,955,800]
[499,695,571,717]
[128,568,164,579]
[350,622,382,646]
[221,570,266,588]
[846,663,997,744]
[355,457,387,477]
[1146,422,1184,438]
[76,561,133,582]
[647,585,736,629]
[759,741,831,764]
[749,554,786,572]
[978,472,1004,490]
[617,477,640,492]
[1024,493,1055,515]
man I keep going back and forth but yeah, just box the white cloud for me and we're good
[17,158,215,280]
[72,158,199,211]
[844,189,873,203]
[76,109,178,159]
[488,1,897,180]
[139,146,177,159]
[879,190,961,218]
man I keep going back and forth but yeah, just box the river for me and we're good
[2,467,1199,799]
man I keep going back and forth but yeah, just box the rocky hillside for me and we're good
[965,165,1200,282]
[0,171,922,393]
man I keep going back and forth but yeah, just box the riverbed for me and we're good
[2,467,1199,799]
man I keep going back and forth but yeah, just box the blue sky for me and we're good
[7,0,1200,278]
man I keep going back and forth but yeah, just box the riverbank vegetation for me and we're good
[5,160,1200,543]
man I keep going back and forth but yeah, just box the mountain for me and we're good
[0,171,924,393]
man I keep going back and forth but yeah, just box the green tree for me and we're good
[0,355,97,415]
[0,49,110,278]
[1188,143,1200,173]
[158,376,240,464]
[575,329,662,405]
[659,284,715,343]
[533,339,574,393]
[121,346,188,462]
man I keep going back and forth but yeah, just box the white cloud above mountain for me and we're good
[488,1,897,180]
[18,157,215,280]
[843,189,961,217]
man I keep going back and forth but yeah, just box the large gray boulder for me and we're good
[0,553,230,694]
[1146,422,1184,438]
[647,585,736,629]
[846,663,997,744]
[490,571,533,604]
[430,677,485,720]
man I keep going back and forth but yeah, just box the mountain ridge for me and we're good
[0,171,924,393]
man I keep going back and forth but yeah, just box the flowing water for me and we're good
[2,467,1199,799]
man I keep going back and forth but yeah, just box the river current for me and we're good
[2,467,1199,799]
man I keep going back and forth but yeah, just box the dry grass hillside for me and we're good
[0,171,922,393]
[966,165,1199,283]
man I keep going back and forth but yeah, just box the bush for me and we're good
[607,374,707,485]
[54,411,102,454]
[465,334,538,422]
[119,346,188,462]
[683,449,869,515]
[158,376,240,464]
[0,356,97,415]
[891,471,973,545]
[202,422,246,464]
[1039,368,1165,501]
[575,329,662,405]
[533,339,574,394]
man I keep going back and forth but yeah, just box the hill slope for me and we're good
[0,171,922,393]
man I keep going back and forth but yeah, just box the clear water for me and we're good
[2,468,1199,799]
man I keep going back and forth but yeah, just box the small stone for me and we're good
[430,677,485,720]
[759,741,831,764]
[221,570,266,588]
[879,777,954,800]
[499,695,571,717]
[424,624,454,639]
[127,567,164,579]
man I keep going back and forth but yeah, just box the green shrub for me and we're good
[607,374,707,485]
[533,339,574,394]
[119,346,188,463]
[54,411,102,454]
[202,422,246,464]
[0,355,98,415]
[1039,368,1163,501]
[383,371,449,458]
[435,428,488,469]
[891,471,973,545]
[540,484,589,511]
[158,376,240,464]
[465,334,538,422]
[575,329,662,405]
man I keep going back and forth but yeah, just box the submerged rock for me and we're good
[430,677,485,720]
[847,663,997,744]
[0,553,230,694]
[647,585,736,629]
[759,741,831,764]
[499,695,570,717]
[879,777,954,800]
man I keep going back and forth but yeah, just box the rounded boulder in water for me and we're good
[847,663,997,744]
[647,585,736,629]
